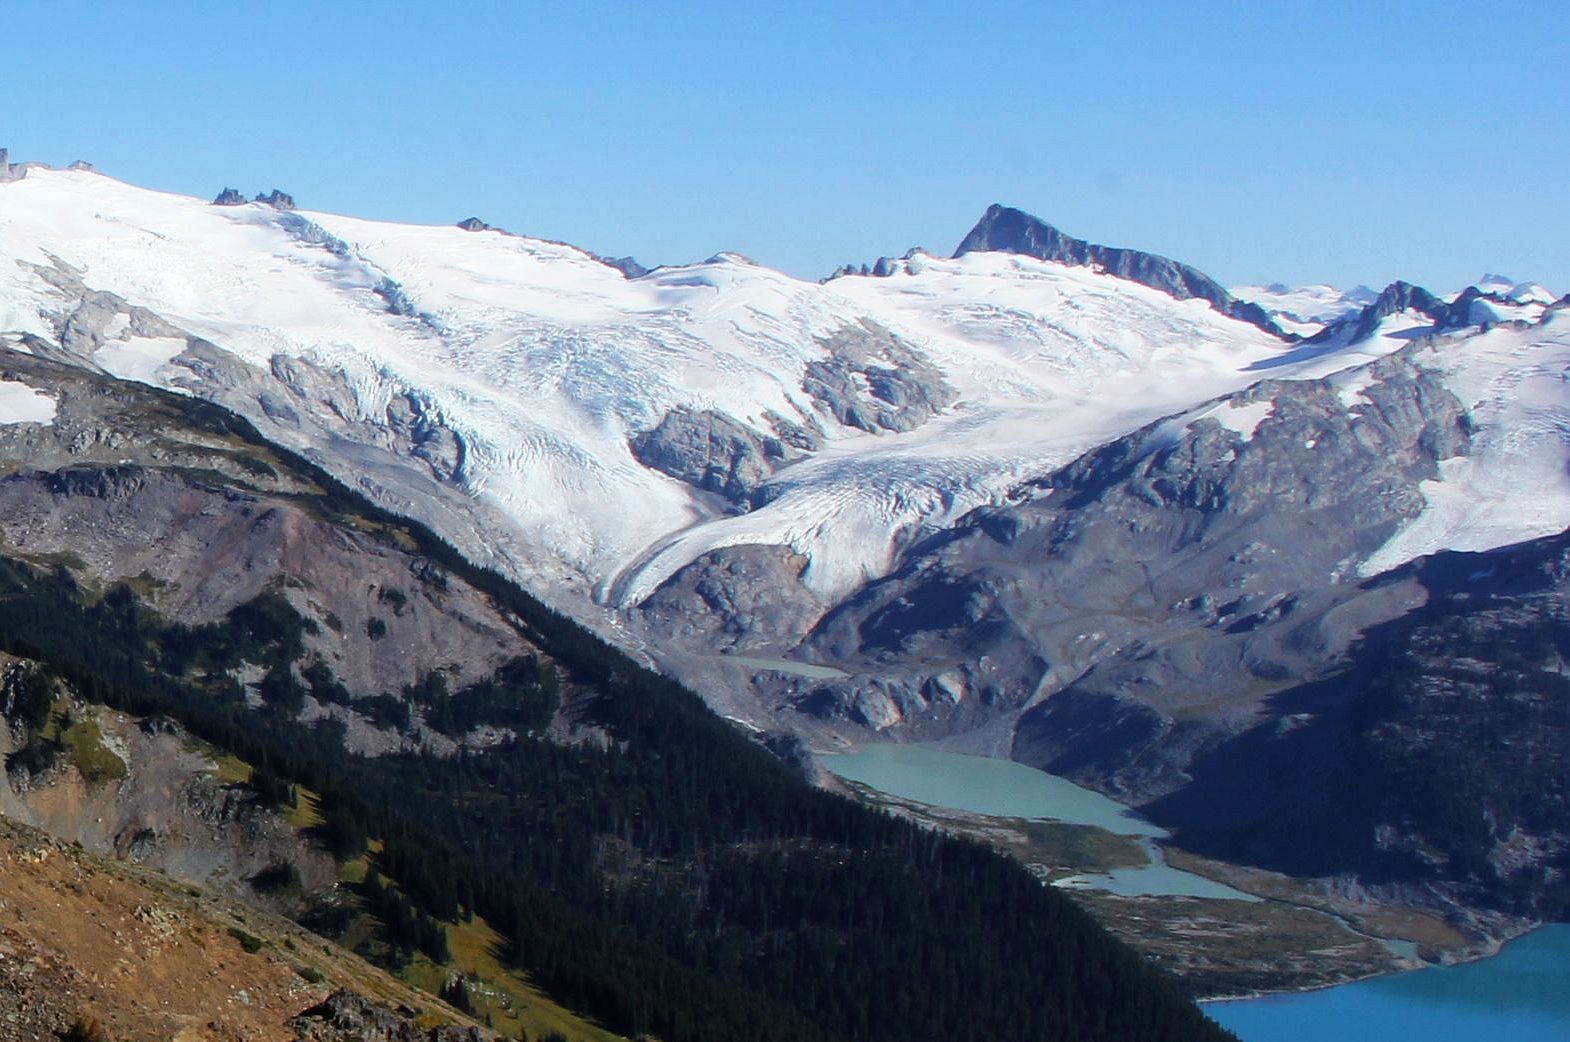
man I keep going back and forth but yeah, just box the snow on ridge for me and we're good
[1361,311,1570,575]
[1507,282,1556,306]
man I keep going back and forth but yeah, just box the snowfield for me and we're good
[0,165,1563,610]
[1232,282,1377,337]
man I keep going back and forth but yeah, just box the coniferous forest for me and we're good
[0,400,1233,1042]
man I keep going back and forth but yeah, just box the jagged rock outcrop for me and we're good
[1312,280,1454,344]
[597,254,650,278]
[804,320,957,434]
[256,188,297,210]
[956,203,1288,336]
[631,407,803,506]
[1310,279,1549,345]
[292,990,486,1041]
[825,249,924,282]
[637,544,827,651]
[213,186,247,205]
[456,216,493,232]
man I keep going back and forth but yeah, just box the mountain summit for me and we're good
[955,203,1287,336]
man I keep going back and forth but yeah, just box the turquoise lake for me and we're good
[1205,925,1570,1042]
[820,742,1255,899]
[821,741,1161,834]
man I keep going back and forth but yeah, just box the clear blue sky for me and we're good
[4,2,1566,292]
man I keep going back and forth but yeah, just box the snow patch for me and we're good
[1215,399,1275,441]
[1330,368,1381,409]
[94,335,187,384]
[1509,282,1556,306]
[0,381,56,424]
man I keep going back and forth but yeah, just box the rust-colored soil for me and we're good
[0,817,474,1042]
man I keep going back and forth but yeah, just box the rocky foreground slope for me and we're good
[0,814,485,1042]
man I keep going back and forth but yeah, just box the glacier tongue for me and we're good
[0,165,1562,623]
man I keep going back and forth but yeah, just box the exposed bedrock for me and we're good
[636,543,826,653]
[630,408,807,507]
[1129,537,1570,913]
[804,320,957,434]
[630,319,951,505]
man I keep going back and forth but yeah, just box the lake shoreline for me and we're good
[1196,924,1530,1004]
[814,740,1541,1003]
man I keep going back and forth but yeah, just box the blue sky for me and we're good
[3,2,1566,292]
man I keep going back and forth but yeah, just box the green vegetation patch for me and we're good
[58,715,127,784]
[228,925,264,954]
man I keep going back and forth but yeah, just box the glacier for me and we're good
[0,162,1565,634]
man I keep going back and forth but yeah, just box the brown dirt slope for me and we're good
[0,816,485,1042]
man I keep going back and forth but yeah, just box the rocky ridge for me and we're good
[952,204,1288,335]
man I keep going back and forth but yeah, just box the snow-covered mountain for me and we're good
[0,167,1328,608]
[0,158,1566,744]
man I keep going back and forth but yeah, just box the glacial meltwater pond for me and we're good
[1204,925,1570,1042]
[821,742,1254,900]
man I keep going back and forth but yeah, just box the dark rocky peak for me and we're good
[456,216,493,232]
[1367,280,1447,320]
[254,189,296,210]
[825,248,929,282]
[1447,285,1497,319]
[873,249,926,277]
[1315,280,1462,344]
[212,187,246,206]
[955,203,1290,338]
[827,262,873,279]
[596,254,650,278]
